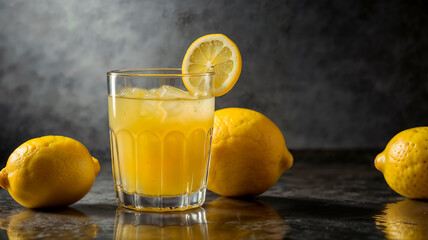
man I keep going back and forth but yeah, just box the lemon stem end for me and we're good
[0,168,9,190]
[92,157,101,176]
[375,153,385,172]
[281,149,294,172]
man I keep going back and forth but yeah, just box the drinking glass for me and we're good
[107,69,215,211]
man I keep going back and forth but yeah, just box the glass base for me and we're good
[114,186,206,212]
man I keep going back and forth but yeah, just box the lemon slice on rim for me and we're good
[182,34,242,97]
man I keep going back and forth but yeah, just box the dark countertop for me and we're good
[0,150,426,239]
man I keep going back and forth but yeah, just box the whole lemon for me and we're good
[375,127,428,199]
[0,136,100,208]
[207,108,293,197]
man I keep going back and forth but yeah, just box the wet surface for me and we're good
[0,150,427,239]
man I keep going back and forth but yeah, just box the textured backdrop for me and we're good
[0,0,427,162]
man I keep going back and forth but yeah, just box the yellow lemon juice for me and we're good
[108,86,214,197]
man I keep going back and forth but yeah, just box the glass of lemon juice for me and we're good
[107,69,215,211]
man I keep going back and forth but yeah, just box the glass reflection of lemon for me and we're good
[375,199,428,239]
[204,197,288,239]
[0,208,99,239]
[114,207,208,239]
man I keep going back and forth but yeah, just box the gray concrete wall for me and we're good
[0,0,427,161]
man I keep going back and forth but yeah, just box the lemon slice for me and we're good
[182,34,242,97]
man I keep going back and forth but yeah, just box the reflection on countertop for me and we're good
[114,207,208,239]
[1,150,427,239]
[113,197,288,240]
[375,199,428,240]
[204,197,287,239]
[0,208,99,239]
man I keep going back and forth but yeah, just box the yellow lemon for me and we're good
[0,136,100,208]
[207,108,293,197]
[375,127,428,199]
[182,34,242,96]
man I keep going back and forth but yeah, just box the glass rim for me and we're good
[107,68,215,77]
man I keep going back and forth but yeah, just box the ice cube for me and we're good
[139,99,157,117]
[153,85,196,99]
[153,85,169,98]
[116,87,133,97]
[117,87,151,99]
[159,100,183,119]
